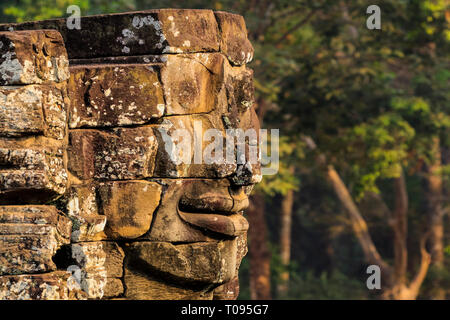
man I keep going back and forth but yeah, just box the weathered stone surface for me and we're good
[124,267,213,300]
[215,12,254,66]
[224,62,255,113]
[69,241,124,299]
[125,240,237,285]
[153,114,237,178]
[0,10,221,59]
[0,205,71,235]
[228,108,262,186]
[65,185,106,242]
[213,276,240,300]
[68,127,158,181]
[0,271,86,300]
[0,84,67,139]
[102,242,125,278]
[70,54,166,66]
[103,278,124,298]
[213,237,246,300]
[147,179,250,242]
[71,242,103,299]
[236,233,248,273]
[0,145,67,204]
[0,205,71,275]
[68,110,259,182]
[220,60,261,185]
[0,11,254,65]
[68,64,165,128]
[0,30,69,85]
[97,180,162,239]
[161,53,226,115]
[179,179,249,214]
[178,212,248,237]
[144,179,210,242]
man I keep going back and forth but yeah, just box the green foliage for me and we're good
[86,0,136,15]
[346,113,415,198]
[1,0,137,22]
[287,270,369,300]
[445,245,450,257]
[257,136,303,196]
[270,245,368,300]
[3,0,89,22]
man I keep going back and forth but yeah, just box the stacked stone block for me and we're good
[0,9,259,300]
[0,30,85,299]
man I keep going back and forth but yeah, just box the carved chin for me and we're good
[122,238,244,299]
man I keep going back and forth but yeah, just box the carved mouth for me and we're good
[177,209,249,237]
[177,189,249,237]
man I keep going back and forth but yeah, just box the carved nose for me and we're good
[229,162,259,186]
[228,185,250,212]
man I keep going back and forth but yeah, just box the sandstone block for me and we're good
[98,180,162,239]
[124,267,213,300]
[0,30,68,85]
[102,242,125,278]
[144,179,211,242]
[153,115,236,179]
[68,64,165,128]
[65,185,106,242]
[161,53,226,115]
[103,278,124,298]
[215,12,254,66]
[228,108,262,185]
[0,84,67,139]
[213,277,240,300]
[0,205,71,276]
[68,127,158,181]
[125,240,237,285]
[70,241,124,299]
[0,10,220,59]
[0,146,67,204]
[236,233,248,273]
[224,63,255,113]
[0,271,86,300]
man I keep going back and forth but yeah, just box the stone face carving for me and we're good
[0,9,259,300]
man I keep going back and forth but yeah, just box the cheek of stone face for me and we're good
[97,180,162,239]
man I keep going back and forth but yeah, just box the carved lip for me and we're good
[177,208,249,237]
[178,189,250,215]
[177,188,250,237]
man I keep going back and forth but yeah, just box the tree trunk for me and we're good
[326,166,392,276]
[426,136,445,299]
[302,135,431,299]
[247,193,272,300]
[392,170,408,286]
[326,164,430,300]
[277,176,295,297]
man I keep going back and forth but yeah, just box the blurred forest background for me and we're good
[0,0,449,300]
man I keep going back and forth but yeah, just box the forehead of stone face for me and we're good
[68,64,165,128]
